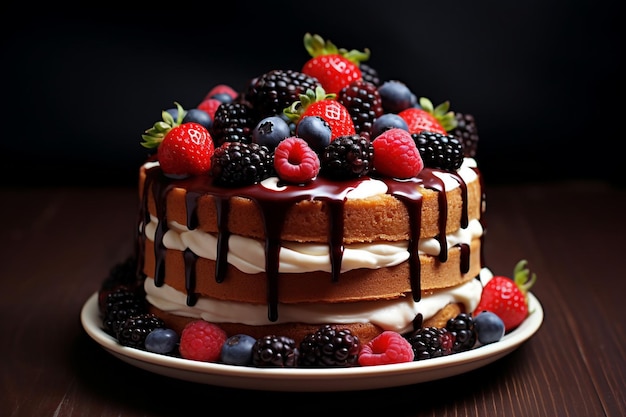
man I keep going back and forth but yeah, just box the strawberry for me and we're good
[473,260,537,332]
[158,123,214,177]
[141,102,215,177]
[196,97,222,120]
[301,33,370,94]
[284,86,356,140]
[398,97,458,135]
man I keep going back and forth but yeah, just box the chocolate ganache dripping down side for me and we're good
[137,161,478,322]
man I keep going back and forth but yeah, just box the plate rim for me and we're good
[81,291,543,391]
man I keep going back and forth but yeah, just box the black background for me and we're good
[2,2,623,187]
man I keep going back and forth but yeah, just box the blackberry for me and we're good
[359,63,381,86]
[251,335,299,368]
[298,325,361,368]
[101,288,147,336]
[245,69,321,119]
[320,134,374,179]
[337,80,384,140]
[446,313,477,353]
[412,131,464,171]
[210,141,273,187]
[116,313,165,349]
[98,256,144,312]
[211,102,256,146]
[406,327,454,361]
[450,112,479,158]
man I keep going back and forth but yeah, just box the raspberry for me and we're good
[372,128,424,179]
[179,320,228,362]
[357,331,414,366]
[273,137,320,184]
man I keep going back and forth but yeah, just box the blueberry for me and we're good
[165,107,180,121]
[296,116,332,152]
[183,108,213,130]
[252,116,291,150]
[220,334,257,366]
[210,92,234,103]
[378,80,414,113]
[474,311,506,345]
[144,328,179,354]
[371,113,409,138]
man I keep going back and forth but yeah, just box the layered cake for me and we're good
[117,33,490,349]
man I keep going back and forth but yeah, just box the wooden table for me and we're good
[1,180,624,416]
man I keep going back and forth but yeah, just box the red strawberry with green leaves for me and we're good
[301,33,370,94]
[398,97,458,135]
[284,86,356,140]
[473,260,537,332]
[141,102,215,177]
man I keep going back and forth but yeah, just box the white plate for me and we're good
[81,291,543,391]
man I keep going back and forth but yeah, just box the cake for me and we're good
[100,33,502,364]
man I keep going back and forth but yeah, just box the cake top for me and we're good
[139,32,480,187]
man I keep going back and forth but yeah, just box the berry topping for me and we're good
[413,131,464,171]
[405,327,454,361]
[179,320,228,362]
[358,331,414,366]
[377,80,416,113]
[473,259,537,332]
[319,134,374,179]
[337,79,384,140]
[299,325,361,368]
[196,98,223,121]
[473,311,505,345]
[204,84,238,102]
[116,313,165,349]
[145,328,179,354]
[182,108,213,130]
[252,115,291,150]
[156,122,214,178]
[210,141,273,187]
[358,63,381,86]
[245,69,321,119]
[451,112,480,158]
[284,86,356,140]
[301,33,369,94]
[220,334,257,366]
[371,113,409,139]
[398,97,457,135]
[296,116,332,152]
[211,101,256,146]
[372,128,424,178]
[251,335,299,368]
[273,137,320,184]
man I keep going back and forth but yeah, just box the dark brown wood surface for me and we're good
[1,180,625,417]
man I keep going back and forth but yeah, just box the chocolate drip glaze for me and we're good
[138,162,473,322]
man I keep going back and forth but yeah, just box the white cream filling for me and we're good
[146,218,482,274]
[144,269,492,334]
